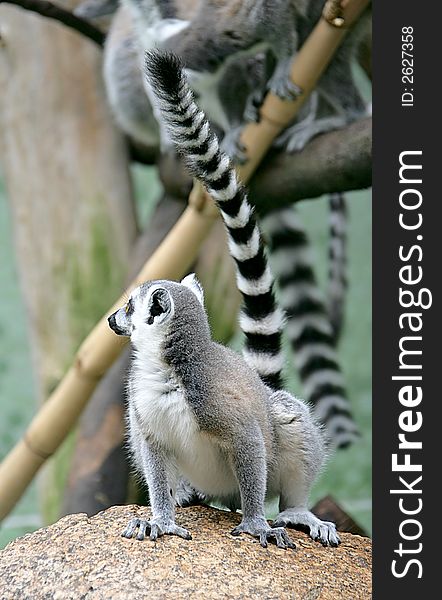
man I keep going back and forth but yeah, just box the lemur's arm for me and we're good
[123,439,192,541]
[262,7,303,101]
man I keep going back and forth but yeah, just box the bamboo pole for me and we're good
[0,0,370,521]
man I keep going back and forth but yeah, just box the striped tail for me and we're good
[328,192,348,344]
[264,207,359,449]
[144,51,285,390]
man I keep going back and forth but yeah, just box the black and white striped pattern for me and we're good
[144,51,285,390]
[264,207,359,449]
[327,192,348,344]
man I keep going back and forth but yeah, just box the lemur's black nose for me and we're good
[108,312,125,335]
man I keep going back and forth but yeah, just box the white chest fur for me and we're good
[129,352,237,497]
[130,341,197,450]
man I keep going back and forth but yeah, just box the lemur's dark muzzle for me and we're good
[108,312,125,336]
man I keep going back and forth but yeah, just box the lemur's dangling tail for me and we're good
[327,192,348,343]
[264,208,359,448]
[144,51,285,390]
[264,207,359,449]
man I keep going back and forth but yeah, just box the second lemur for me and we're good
[108,51,340,548]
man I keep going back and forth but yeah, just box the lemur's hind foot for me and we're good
[279,115,349,153]
[231,517,296,550]
[122,517,192,541]
[272,509,340,547]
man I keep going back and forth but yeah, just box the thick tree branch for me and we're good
[248,117,372,213]
[158,117,372,212]
[0,0,105,47]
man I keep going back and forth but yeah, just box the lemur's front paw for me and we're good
[149,517,192,541]
[122,517,192,542]
[270,76,303,101]
[122,517,150,541]
[231,518,296,550]
[272,509,340,547]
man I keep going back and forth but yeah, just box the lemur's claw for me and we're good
[272,510,341,547]
[122,517,149,539]
[122,517,192,542]
[231,519,296,550]
[270,77,303,101]
[136,520,150,540]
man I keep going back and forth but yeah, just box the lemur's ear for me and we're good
[181,273,204,306]
[147,288,172,325]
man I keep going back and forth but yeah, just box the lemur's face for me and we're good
[107,274,204,342]
[108,283,175,340]
[164,11,257,75]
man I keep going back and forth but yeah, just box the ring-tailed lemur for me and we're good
[85,0,267,158]
[101,0,275,156]
[108,51,340,548]
[162,0,369,151]
[89,0,366,158]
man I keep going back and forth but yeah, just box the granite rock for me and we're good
[0,505,372,599]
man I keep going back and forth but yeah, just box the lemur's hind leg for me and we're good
[272,470,340,547]
[269,390,340,546]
